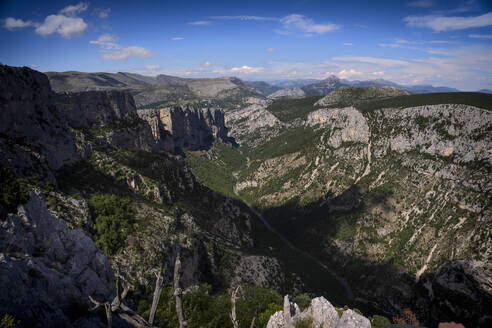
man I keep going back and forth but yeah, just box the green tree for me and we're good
[88,193,134,256]
[0,166,29,213]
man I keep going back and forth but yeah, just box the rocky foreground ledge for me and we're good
[267,296,370,328]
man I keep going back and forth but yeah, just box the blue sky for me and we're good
[1,0,492,90]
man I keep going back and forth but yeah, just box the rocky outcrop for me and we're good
[224,98,283,146]
[315,86,409,107]
[138,105,233,151]
[0,192,115,327]
[268,87,306,99]
[0,65,79,171]
[306,107,370,148]
[266,296,370,328]
[371,104,492,164]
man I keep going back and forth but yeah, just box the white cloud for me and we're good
[404,12,492,31]
[3,17,34,30]
[379,43,401,48]
[469,33,492,39]
[265,48,275,53]
[230,66,264,74]
[406,0,435,8]
[102,46,153,60]
[90,34,152,60]
[280,14,339,34]
[30,64,39,69]
[211,15,276,21]
[89,34,120,49]
[59,2,89,16]
[94,8,111,19]
[171,37,184,40]
[145,64,161,70]
[35,15,87,38]
[189,21,211,25]
[338,69,362,79]
[202,61,212,67]
[343,42,353,46]
[333,56,409,67]
[4,3,89,38]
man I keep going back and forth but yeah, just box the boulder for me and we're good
[336,309,371,328]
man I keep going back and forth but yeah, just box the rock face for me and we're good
[337,310,371,328]
[138,105,233,151]
[0,65,79,171]
[55,90,139,129]
[0,192,115,327]
[268,87,306,99]
[314,86,409,107]
[306,107,370,148]
[266,296,369,328]
[224,98,283,147]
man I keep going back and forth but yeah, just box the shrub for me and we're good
[371,314,391,327]
[295,317,314,328]
[294,294,311,311]
[392,308,420,326]
[258,303,282,327]
[88,193,134,256]
[0,166,29,213]
[0,314,19,328]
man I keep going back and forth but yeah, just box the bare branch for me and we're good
[149,267,164,325]
[230,286,243,328]
[174,244,187,328]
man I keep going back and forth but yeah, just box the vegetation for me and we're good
[0,166,29,212]
[294,317,314,328]
[357,92,492,112]
[266,96,323,122]
[137,284,282,328]
[88,193,135,256]
[0,314,19,328]
[370,314,392,327]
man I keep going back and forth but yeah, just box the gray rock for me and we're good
[0,65,79,171]
[268,87,306,99]
[336,309,371,328]
[0,192,114,327]
[138,105,233,152]
[302,297,340,328]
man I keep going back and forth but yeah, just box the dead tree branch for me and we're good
[174,244,187,328]
[149,268,164,325]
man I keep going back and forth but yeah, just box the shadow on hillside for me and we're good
[247,185,488,328]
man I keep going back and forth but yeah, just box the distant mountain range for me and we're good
[45,70,489,107]
[263,77,462,96]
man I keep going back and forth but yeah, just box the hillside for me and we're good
[315,86,410,107]
[2,65,491,327]
[47,71,264,108]
[0,65,296,327]
[187,90,492,327]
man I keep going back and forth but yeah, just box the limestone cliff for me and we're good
[55,90,139,129]
[0,65,79,172]
[138,105,234,152]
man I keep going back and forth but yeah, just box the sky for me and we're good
[1,0,492,90]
